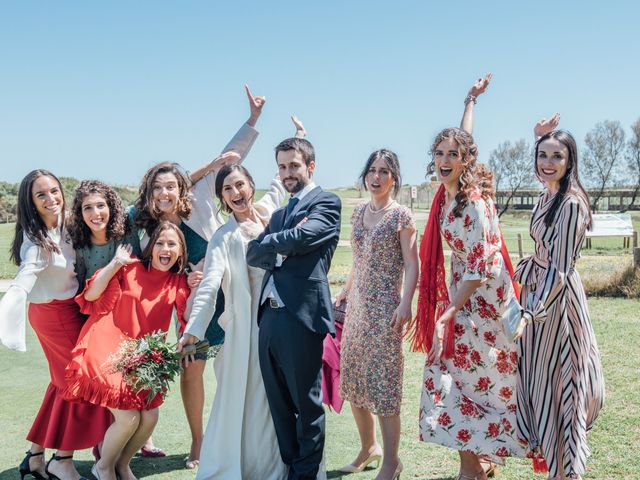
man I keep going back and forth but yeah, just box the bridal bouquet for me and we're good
[109,331,209,405]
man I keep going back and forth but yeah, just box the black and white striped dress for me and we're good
[514,191,605,479]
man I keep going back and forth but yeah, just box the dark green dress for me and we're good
[179,222,225,357]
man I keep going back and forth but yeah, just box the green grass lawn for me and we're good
[0,297,638,479]
[1,190,639,478]
[1,191,639,281]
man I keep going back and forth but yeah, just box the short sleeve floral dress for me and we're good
[418,194,526,462]
[340,202,415,417]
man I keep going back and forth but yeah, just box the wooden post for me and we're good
[634,230,638,248]
[517,233,523,259]
[634,247,640,268]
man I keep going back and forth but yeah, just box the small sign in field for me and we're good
[586,213,636,248]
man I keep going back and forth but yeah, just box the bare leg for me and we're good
[458,451,487,480]
[179,358,206,462]
[26,443,47,477]
[46,450,84,480]
[374,415,402,480]
[116,408,160,480]
[96,409,141,480]
[345,404,382,466]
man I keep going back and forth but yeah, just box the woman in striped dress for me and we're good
[514,123,605,480]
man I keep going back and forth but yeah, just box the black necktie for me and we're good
[284,197,299,224]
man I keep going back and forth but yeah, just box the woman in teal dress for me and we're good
[68,180,142,289]
[126,87,265,466]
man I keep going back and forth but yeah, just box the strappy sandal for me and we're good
[45,454,89,480]
[479,458,499,477]
[19,450,46,480]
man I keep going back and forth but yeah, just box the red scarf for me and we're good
[410,184,520,357]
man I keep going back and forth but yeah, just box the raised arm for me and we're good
[533,113,561,140]
[83,245,137,301]
[292,115,307,139]
[460,73,492,135]
[189,85,266,183]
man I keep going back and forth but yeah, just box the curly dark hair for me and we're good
[134,162,192,235]
[140,221,188,274]
[67,180,129,249]
[428,128,494,218]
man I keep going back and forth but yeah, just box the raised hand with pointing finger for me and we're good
[245,85,266,127]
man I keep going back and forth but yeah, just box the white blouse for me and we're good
[0,228,78,352]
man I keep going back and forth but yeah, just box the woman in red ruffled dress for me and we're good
[0,170,112,480]
[64,221,192,480]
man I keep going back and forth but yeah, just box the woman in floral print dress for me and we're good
[336,149,418,480]
[414,127,526,480]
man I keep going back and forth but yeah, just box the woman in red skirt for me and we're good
[0,170,112,480]
[63,222,192,480]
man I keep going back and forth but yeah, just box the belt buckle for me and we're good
[269,298,281,309]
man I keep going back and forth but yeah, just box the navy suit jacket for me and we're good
[246,186,341,336]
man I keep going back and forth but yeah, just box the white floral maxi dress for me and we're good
[514,192,604,479]
[419,195,526,462]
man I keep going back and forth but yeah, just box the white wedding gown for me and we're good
[196,222,287,480]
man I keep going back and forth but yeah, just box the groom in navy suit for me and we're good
[247,137,341,480]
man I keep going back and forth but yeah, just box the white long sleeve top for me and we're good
[0,227,78,351]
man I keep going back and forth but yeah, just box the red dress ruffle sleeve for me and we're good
[74,267,123,316]
[64,263,186,410]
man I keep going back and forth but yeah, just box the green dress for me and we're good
[74,214,142,290]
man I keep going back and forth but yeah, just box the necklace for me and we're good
[367,200,395,215]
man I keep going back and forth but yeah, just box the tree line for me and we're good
[489,118,640,215]
[0,178,138,223]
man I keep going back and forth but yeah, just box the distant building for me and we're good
[495,188,640,211]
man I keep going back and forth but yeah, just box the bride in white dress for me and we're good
[179,162,287,480]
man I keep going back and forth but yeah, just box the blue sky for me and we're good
[1,1,638,189]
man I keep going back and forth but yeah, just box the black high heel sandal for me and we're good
[45,454,89,480]
[19,450,46,480]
